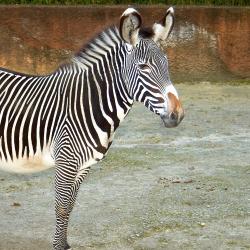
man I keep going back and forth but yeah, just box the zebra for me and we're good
[0,7,184,250]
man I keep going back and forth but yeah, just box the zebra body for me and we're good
[0,7,184,250]
[0,29,130,173]
[0,70,55,173]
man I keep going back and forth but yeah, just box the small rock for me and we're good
[199,222,206,227]
[172,179,181,183]
[159,177,167,181]
[11,202,21,207]
[183,179,193,184]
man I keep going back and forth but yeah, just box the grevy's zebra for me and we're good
[0,7,184,250]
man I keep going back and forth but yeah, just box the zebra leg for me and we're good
[53,161,90,250]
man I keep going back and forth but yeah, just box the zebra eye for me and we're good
[138,63,151,73]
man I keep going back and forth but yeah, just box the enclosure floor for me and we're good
[0,83,249,250]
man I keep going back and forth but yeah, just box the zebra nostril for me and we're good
[170,112,177,121]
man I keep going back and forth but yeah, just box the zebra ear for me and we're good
[152,7,174,42]
[120,8,142,47]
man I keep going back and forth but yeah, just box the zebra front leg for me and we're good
[53,163,90,250]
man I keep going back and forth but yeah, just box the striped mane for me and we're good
[68,25,155,70]
[71,26,121,69]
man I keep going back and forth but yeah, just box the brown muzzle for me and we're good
[160,92,184,128]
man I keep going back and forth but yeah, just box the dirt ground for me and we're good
[0,83,249,250]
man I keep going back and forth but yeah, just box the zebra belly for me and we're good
[0,147,55,174]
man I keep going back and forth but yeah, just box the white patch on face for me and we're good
[165,84,179,99]
[160,84,179,113]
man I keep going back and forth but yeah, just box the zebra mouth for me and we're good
[160,112,182,128]
[161,118,178,128]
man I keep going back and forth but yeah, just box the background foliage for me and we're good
[0,0,249,5]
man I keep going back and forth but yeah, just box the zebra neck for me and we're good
[70,26,134,122]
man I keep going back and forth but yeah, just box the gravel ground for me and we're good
[0,83,250,250]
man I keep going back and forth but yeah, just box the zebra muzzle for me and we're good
[160,92,184,128]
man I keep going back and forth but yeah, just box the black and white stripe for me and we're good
[0,7,182,250]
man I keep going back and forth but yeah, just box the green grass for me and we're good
[0,0,249,6]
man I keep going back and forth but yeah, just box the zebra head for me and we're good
[120,7,184,128]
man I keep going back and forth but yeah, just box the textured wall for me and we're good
[0,6,249,81]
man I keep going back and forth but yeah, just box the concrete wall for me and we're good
[0,6,249,82]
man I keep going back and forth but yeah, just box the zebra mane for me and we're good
[68,26,122,70]
[59,25,155,72]
[78,26,121,54]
